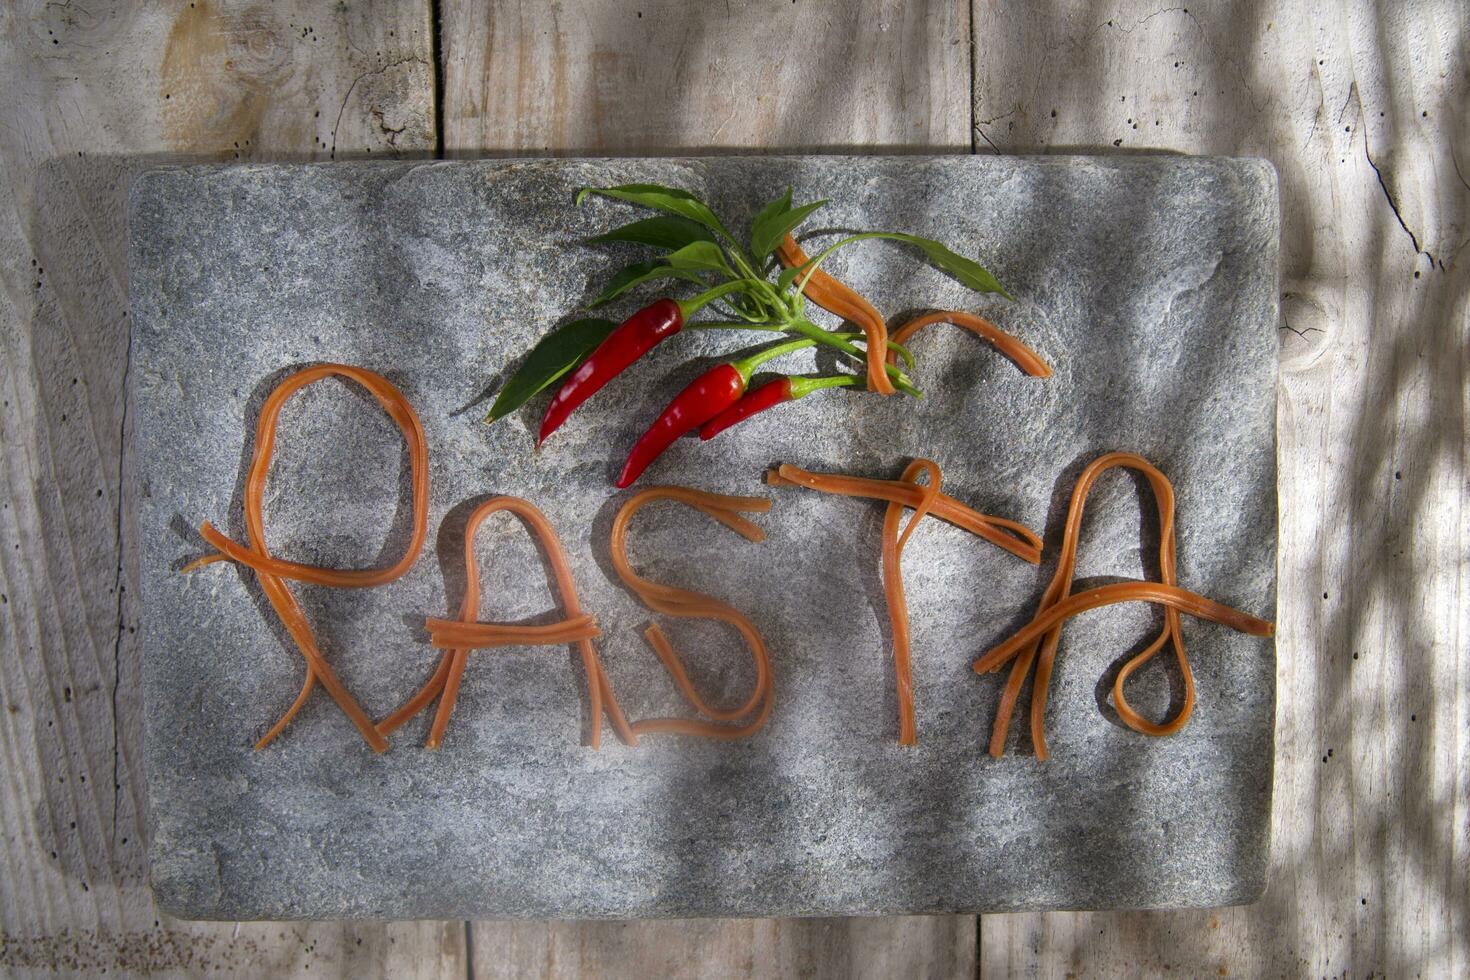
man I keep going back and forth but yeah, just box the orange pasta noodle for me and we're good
[377,496,637,750]
[766,464,1042,565]
[881,460,943,744]
[887,310,1053,379]
[775,233,896,396]
[768,459,1042,743]
[182,363,430,753]
[973,451,1275,760]
[610,487,775,740]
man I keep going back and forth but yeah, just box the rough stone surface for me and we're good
[128,156,1278,920]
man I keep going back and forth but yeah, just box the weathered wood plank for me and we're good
[972,1,1467,977]
[442,0,972,154]
[468,917,975,980]
[440,1,977,975]
[0,2,459,976]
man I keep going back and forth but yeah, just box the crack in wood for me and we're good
[329,55,431,159]
[109,318,132,843]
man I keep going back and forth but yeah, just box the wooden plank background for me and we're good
[0,1,1463,977]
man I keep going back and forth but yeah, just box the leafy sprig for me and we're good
[488,181,1009,422]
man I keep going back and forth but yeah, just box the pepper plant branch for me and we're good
[785,319,922,397]
[789,374,858,399]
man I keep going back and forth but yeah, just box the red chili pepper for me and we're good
[539,298,683,445]
[616,363,745,488]
[699,374,857,441]
[615,338,821,487]
[699,377,792,440]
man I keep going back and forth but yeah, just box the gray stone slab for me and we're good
[128,155,1278,920]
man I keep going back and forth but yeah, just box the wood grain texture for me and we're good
[0,2,459,976]
[441,0,973,154]
[441,2,979,975]
[972,1,1468,977]
[468,917,975,980]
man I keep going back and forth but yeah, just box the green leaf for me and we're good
[663,241,731,274]
[868,232,1011,298]
[588,215,716,251]
[776,261,815,293]
[590,259,706,307]
[749,187,792,251]
[486,318,618,423]
[576,184,734,243]
[750,194,827,260]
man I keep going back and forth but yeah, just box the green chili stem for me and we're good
[685,320,786,332]
[887,339,916,370]
[788,374,858,399]
[680,280,758,319]
[731,337,819,382]
[725,294,777,322]
[722,243,762,282]
[786,319,921,397]
[679,312,922,396]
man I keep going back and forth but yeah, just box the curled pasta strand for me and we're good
[184,364,429,753]
[976,452,1274,760]
[424,615,600,649]
[775,234,896,396]
[378,496,635,750]
[767,464,1041,564]
[881,459,942,745]
[769,459,1039,743]
[887,310,1052,378]
[611,487,774,740]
